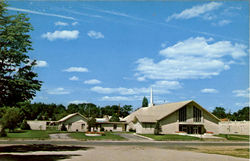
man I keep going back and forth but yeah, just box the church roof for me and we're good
[124,100,220,123]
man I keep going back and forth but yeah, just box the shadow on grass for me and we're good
[0,144,91,153]
[0,154,80,161]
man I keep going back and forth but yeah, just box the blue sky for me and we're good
[7,1,249,112]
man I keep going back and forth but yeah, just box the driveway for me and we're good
[114,133,152,141]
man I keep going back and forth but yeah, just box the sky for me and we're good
[6,1,249,112]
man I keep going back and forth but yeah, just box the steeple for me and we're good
[149,87,154,107]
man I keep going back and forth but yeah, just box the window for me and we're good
[81,124,85,129]
[179,106,187,122]
[113,124,117,130]
[193,106,201,122]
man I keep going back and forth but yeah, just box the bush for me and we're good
[61,124,67,131]
[154,121,162,135]
[1,107,21,132]
[0,128,7,137]
[100,127,105,131]
[20,120,31,130]
[129,128,135,132]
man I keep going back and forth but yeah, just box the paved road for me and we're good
[0,140,248,147]
[114,133,151,141]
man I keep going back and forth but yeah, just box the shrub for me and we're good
[154,121,162,135]
[100,127,105,131]
[129,128,135,132]
[0,128,7,137]
[20,120,31,130]
[61,124,67,131]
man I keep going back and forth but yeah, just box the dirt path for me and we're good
[49,133,75,140]
[114,133,152,141]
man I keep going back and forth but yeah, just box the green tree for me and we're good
[212,107,226,119]
[109,113,120,122]
[154,121,162,135]
[20,119,30,130]
[142,96,148,107]
[0,1,42,107]
[120,105,132,117]
[1,107,20,132]
[234,106,249,121]
[87,117,96,132]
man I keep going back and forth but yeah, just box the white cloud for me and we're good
[55,21,68,26]
[69,76,79,81]
[87,30,104,39]
[35,60,48,67]
[137,77,146,82]
[135,37,247,81]
[64,67,88,72]
[217,19,232,26]
[233,88,249,98]
[68,100,88,104]
[42,30,79,41]
[100,96,142,101]
[91,80,181,95]
[235,102,249,107]
[47,87,70,95]
[84,79,101,84]
[201,88,218,93]
[167,2,222,21]
[6,7,75,20]
[72,22,78,26]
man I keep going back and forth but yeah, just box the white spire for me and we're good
[149,87,154,107]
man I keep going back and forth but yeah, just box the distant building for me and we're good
[96,115,127,132]
[57,113,88,132]
[219,120,249,135]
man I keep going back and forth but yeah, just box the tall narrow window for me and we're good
[179,106,187,122]
[193,106,201,122]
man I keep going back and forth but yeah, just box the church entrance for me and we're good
[179,125,203,134]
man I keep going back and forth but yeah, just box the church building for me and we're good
[124,89,220,134]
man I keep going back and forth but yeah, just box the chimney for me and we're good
[149,87,154,107]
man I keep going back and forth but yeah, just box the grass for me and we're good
[215,134,249,141]
[0,130,126,141]
[4,130,49,139]
[69,132,126,141]
[192,146,250,159]
[140,134,200,141]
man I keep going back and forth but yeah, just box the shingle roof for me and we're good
[58,113,88,122]
[125,100,219,123]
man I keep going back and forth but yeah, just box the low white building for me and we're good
[219,120,250,135]
[57,113,88,132]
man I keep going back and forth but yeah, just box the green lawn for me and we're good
[140,134,200,141]
[4,130,49,139]
[69,132,126,141]
[215,134,249,141]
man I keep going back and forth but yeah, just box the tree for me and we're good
[120,105,132,117]
[87,117,96,132]
[234,106,249,121]
[20,119,30,130]
[212,107,226,119]
[154,121,162,135]
[142,96,148,107]
[109,113,120,122]
[0,1,42,107]
[1,107,20,132]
